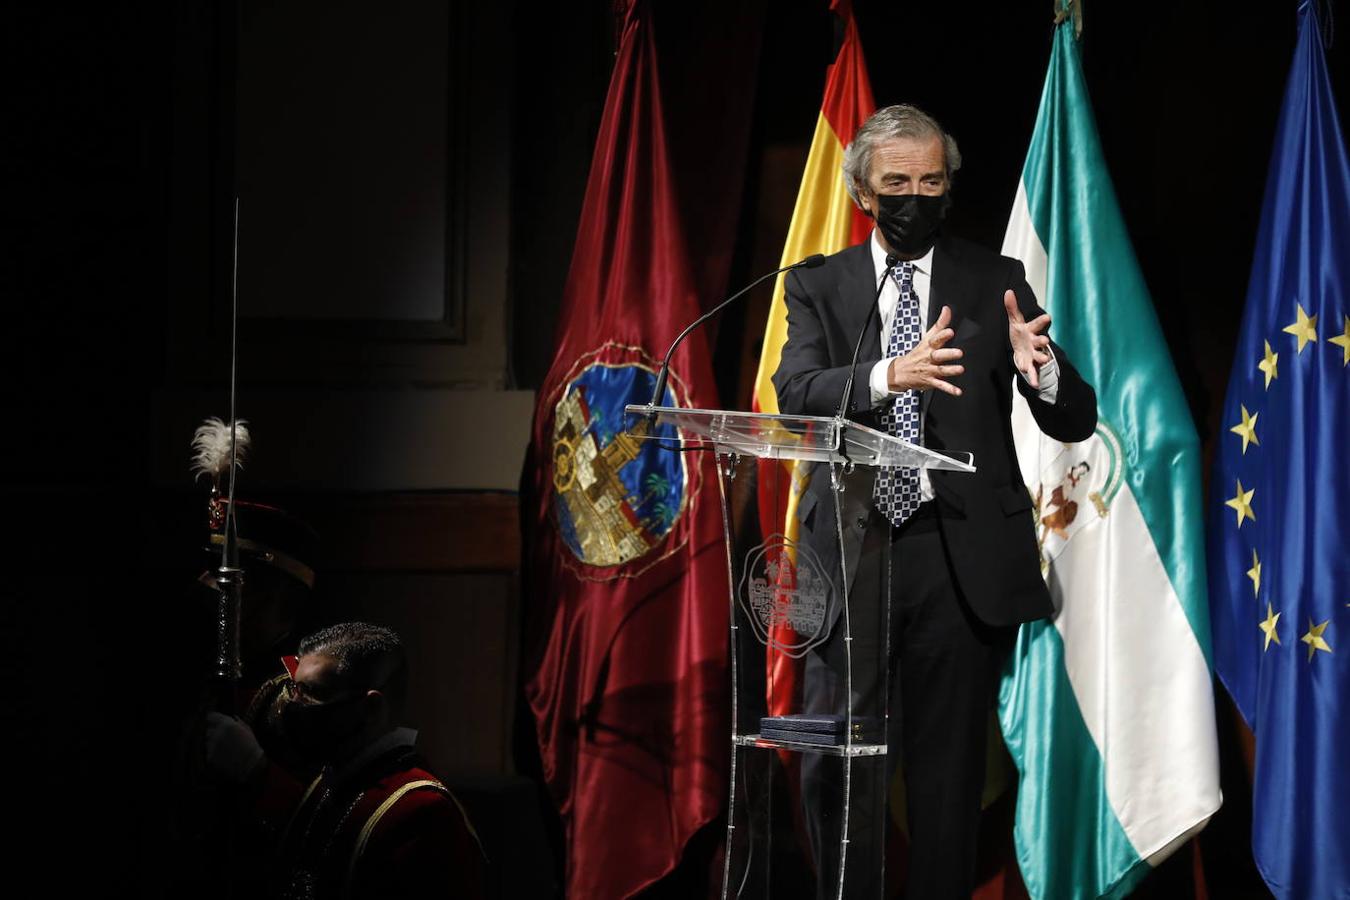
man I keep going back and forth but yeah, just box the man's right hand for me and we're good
[886,304,965,396]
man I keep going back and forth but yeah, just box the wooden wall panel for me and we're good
[321,571,520,776]
[295,491,521,574]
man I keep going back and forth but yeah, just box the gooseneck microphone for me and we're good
[644,254,827,418]
[835,253,899,421]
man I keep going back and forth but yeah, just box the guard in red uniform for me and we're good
[207,622,486,899]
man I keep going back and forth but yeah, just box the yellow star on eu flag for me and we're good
[1258,340,1279,388]
[1230,405,1259,454]
[1302,618,1333,661]
[1330,315,1350,366]
[1247,549,1262,598]
[1282,303,1319,354]
[1226,479,1255,528]
[1259,603,1281,651]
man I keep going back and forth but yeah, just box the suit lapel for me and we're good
[926,235,971,330]
[922,236,972,419]
[837,241,883,366]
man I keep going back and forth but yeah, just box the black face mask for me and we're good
[282,694,367,764]
[873,192,950,257]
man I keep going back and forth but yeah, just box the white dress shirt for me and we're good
[863,230,1059,500]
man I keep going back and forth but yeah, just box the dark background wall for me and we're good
[3,0,1344,895]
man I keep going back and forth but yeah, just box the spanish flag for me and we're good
[753,0,874,717]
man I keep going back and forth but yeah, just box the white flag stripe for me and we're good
[1003,182,1050,314]
[1051,488,1221,859]
[1005,182,1050,495]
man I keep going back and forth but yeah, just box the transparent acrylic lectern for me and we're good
[624,405,975,900]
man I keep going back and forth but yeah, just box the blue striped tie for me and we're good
[873,261,923,526]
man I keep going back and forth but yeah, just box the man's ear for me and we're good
[859,191,876,218]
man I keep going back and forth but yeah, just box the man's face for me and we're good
[859,134,948,217]
[285,651,380,764]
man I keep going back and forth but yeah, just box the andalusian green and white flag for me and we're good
[998,11,1222,898]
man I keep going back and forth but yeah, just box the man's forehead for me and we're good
[871,135,945,170]
[294,652,340,684]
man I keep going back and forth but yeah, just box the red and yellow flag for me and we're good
[753,0,874,716]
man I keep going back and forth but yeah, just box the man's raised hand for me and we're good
[1004,289,1052,389]
[887,304,966,396]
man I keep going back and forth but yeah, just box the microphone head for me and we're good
[884,253,900,268]
[799,253,827,269]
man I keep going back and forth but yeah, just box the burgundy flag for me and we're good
[521,1,728,896]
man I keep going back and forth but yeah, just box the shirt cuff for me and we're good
[1018,346,1059,403]
[869,358,893,406]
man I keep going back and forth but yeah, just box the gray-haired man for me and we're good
[773,104,1097,897]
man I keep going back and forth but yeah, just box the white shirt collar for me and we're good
[870,228,934,278]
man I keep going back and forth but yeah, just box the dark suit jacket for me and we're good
[771,234,1097,627]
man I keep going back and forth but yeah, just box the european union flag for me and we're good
[1208,3,1350,897]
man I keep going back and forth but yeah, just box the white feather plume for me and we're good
[191,417,251,482]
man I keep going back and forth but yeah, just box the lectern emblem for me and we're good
[738,535,836,657]
[550,345,688,574]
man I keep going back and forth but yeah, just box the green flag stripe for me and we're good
[1001,621,1152,900]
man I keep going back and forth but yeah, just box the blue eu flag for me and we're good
[1208,3,1350,897]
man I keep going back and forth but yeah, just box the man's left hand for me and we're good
[1004,290,1053,389]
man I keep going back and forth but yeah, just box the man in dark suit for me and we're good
[772,104,1097,897]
